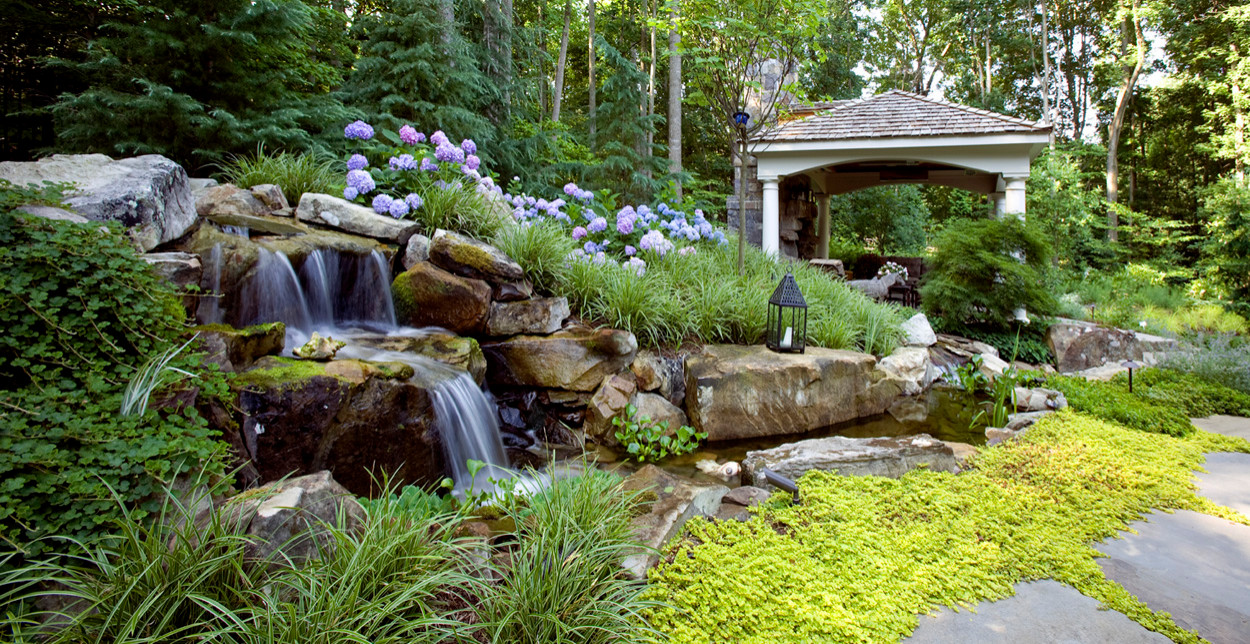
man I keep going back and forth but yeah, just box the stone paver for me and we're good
[1198,452,1250,516]
[1095,510,1250,644]
[906,579,1170,644]
[1192,415,1250,441]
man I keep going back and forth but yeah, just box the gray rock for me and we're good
[1012,387,1067,412]
[249,184,288,211]
[0,154,196,251]
[877,346,938,396]
[634,392,689,432]
[582,374,637,445]
[486,297,569,336]
[402,234,431,269]
[621,465,727,578]
[492,280,534,302]
[741,434,958,491]
[1006,410,1052,432]
[144,251,202,312]
[808,258,845,279]
[228,470,365,563]
[901,313,937,347]
[630,350,686,407]
[481,326,639,392]
[14,204,88,223]
[429,229,525,284]
[196,183,267,218]
[723,485,771,507]
[1047,323,1144,373]
[683,345,907,442]
[296,193,419,243]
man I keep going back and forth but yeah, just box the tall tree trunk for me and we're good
[1105,0,1146,242]
[1041,0,1054,147]
[502,0,514,109]
[667,8,682,199]
[588,0,597,148]
[646,0,657,179]
[1233,41,1246,185]
[551,0,571,121]
[438,0,454,44]
[538,0,547,117]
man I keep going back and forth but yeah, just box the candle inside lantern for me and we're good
[780,326,793,349]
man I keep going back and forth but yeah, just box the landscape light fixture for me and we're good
[732,111,751,127]
[767,272,807,354]
[1122,359,1141,393]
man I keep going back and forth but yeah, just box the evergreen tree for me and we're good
[591,36,668,203]
[49,0,347,172]
[341,0,501,164]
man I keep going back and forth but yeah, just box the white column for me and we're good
[990,192,1006,219]
[816,193,831,259]
[761,177,780,258]
[1003,175,1027,220]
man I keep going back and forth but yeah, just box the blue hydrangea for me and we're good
[430,130,449,147]
[347,154,368,171]
[405,193,423,211]
[388,199,409,218]
[434,142,458,163]
[343,186,358,200]
[372,194,394,214]
[346,169,375,194]
[583,241,597,254]
[420,157,439,172]
[461,139,477,154]
[344,120,374,140]
[389,154,417,171]
[588,217,608,233]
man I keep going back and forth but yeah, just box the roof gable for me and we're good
[757,90,1050,143]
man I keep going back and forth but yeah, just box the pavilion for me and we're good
[728,90,1053,259]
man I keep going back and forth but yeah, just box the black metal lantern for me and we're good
[732,111,751,127]
[767,272,807,353]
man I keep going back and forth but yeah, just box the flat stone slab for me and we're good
[1096,510,1250,644]
[1198,452,1250,516]
[906,579,1170,644]
[1192,415,1250,441]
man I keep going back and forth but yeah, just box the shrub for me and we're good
[1161,336,1250,395]
[1200,177,1250,312]
[217,147,339,205]
[0,203,228,555]
[920,217,1055,329]
[1124,369,1250,418]
[1045,375,1195,437]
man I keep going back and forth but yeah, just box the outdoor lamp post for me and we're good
[732,111,751,128]
[1122,359,1141,393]
[767,272,807,353]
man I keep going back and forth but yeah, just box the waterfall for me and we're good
[197,243,224,325]
[298,250,339,327]
[240,248,313,333]
[431,370,512,495]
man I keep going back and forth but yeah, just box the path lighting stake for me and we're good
[767,272,807,354]
[762,468,801,504]
[1122,359,1141,393]
[732,111,751,127]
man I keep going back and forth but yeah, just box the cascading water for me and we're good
[239,248,313,334]
[197,243,224,325]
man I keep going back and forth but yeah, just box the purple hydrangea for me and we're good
[451,147,466,164]
[616,212,636,235]
[346,169,375,194]
[344,120,374,140]
[583,241,598,254]
[434,142,458,163]
[626,257,647,277]
[624,245,637,256]
[347,154,368,171]
[405,193,424,211]
[372,194,394,214]
[430,130,449,146]
[461,139,477,154]
[592,251,609,265]
[587,216,608,233]
[571,226,588,240]
[639,229,674,256]
[420,157,439,172]
[388,199,410,218]
[343,187,358,200]
[399,125,421,145]
[563,183,578,196]
[389,154,417,171]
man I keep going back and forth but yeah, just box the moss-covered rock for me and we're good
[429,229,524,284]
[192,321,285,372]
[351,332,487,385]
[392,261,492,334]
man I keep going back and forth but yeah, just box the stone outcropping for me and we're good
[741,434,958,491]
[481,326,639,392]
[225,470,364,562]
[392,261,492,334]
[0,154,196,250]
[1047,323,1143,373]
[350,332,487,385]
[195,322,286,372]
[683,345,905,442]
[486,297,569,336]
[232,357,445,496]
[621,465,727,578]
[430,229,526,284]
[296,193,419,243]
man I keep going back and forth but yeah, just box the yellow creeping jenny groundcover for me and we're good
[644,410,1250,644]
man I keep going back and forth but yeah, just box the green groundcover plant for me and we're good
[1046,368,1250,438]
[645,410,1250,643]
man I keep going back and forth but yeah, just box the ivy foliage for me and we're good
[920,217,1055,329]
[646,411,1250,643]
[0,186,227,554]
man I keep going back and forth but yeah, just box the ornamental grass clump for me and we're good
[217,147,339,205]
[645,410,1250,644]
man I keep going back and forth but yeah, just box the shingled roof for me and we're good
[756,90,1050,143]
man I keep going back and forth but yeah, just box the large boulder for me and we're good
[194,322,286,372]
[630,349,686,406]
[0,154,196,251]
[486,297,569,336]
[876,346,939,396]
[231,357,445,496]
[741,434,958,491]
[429,229,525,284]
[196,183,268,218]
[1047,323,1143,373]
[683,345,905,442]
[392,261,492,334]
[227,470,364,562]
[583,374,638,444]
[900,313,937,347]
[621,465,727,578]
[296,193,419,243]
[402,234,431,269]
[634,392,689,433]
[481,326,639,392]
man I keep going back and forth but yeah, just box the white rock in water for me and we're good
[900,313,937,347]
